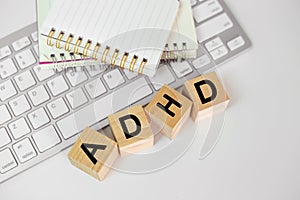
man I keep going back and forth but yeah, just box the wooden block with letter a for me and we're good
[108,105,154,157]
[145,85,192,140]
[183,71,230,121]
[67,127,119,181]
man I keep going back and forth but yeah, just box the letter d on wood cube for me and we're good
[108,105,154,157]
[68,127,119,181]
[183,72,230,121]
[145,85,192,140]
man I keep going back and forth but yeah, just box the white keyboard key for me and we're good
[66,88,88,109]
[28,108,50,129]
[14,71,36,91]
[9,118,31,139]
[210,45,229,60]
[205,37,223,51]
[149,65,175,90]
[0,46,12,60]
[33,44,39,56]
[196,13,234,43]
[33,65,55,81]
[12,36,31,51]
[193,0,223,23]
[31,32,38,42]
[103,69,125,89]
[0,80,17,101]
[28,85,50,106]
[15,49,36,69]
[0,58,18,79]
[227,36,245,51]
[47,76,69,96]
[0,149,17,174]
[85,79,107,99]
[124,70,138,80]
[170,61,193,78]
[192,54,211,69]
[66,71,88,87]
[9,95,31,116]
[0,105,12,125]
[0,128,11,148]
[57,78,153,139]
[86,65,106,77]
[32,126,61,153]
[47,98,69,119]
[13,138,37,163]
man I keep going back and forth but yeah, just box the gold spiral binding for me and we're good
[129,55,138,72]
[138,58,147,74]
[83,40,92,57]
[55,31,65,49]
[65,34,74,52]
[47,28,56,46]
[111,49,119,66]
[120,52,129,69]
[92,43,101,59]
[102,46,110,63]
[74,37,83,54]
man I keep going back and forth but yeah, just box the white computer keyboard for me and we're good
[0,0,251,183]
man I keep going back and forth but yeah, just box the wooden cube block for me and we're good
[145,85,192,140]
[68,127,119,181]
[183,72,230,121]
[108,105,154,157]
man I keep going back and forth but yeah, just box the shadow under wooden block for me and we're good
[68,127,119,181]
[145,85,192,140]
[108,105,154,157]
[183,71,230,121]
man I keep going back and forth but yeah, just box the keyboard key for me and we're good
[15,49,36,69]
[0,105,11,125]
[28,108,50,129]
[193,0,223,23]
[205,37,223,51]
[9,95,31,116]
[192,54,211,69]
[47,98,69,119]
[210,45,228,60]
[227,36,245,51]
[0,58,18,79]
[103,69,125,89]
[66,71,88,87]
[14,71,36,91]
[28,85,50,106]
[196,13,234,43]
[0,46,12,60]
[86,65,106,77]
[33,65,55,81]
[0,128,11,148]
[13,138,37,163]
[9,118,31,139]
[170,61,193,78]
[66,88,88,109]
[0,80,17,101]
[57,78,153,139]
[85,79,107,99]
[12,36,31,51]
[0,149,17,174]
[31,32,38,42]
[149,65,175,90]
[33,44,39,56]
[47,76,69,96]
[124,70,138,80]
[32,126,61,153]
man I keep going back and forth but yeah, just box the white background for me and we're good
[0,0,300,199]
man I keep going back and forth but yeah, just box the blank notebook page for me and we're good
[40,0,179,77]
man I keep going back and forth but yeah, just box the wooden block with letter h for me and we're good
[183,71,230,121]
[108,105,154,157]
[145,85,192,140]
[68,127,119,181]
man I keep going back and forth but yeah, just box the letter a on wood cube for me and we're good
[183,72,230,121]
[108,105,154,157]
[145,85,192,140]
[68,127,119,181]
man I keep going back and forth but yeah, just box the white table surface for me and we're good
[0,0,300,199]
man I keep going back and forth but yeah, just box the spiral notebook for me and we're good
[38,0,180,77]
